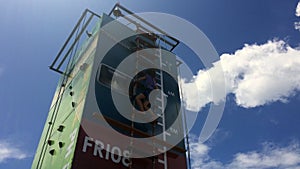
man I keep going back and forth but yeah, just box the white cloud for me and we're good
[228,142,300,169]
[295,1,300,31]
[296,1,300,17]
[189,135,223,169]
[295,21,300,31]
[190,140,300,169]
[0,140,28,163]
[181,40,300,111]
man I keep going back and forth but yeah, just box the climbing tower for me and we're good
[31,4,189,169]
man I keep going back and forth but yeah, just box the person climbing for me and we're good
[133,69,158,112]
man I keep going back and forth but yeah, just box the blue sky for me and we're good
[1,0,300,169]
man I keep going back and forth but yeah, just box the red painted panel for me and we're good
[72,119,187,169]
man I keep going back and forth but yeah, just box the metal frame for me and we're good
[108,3,180,51]
[49,9,100,74]
[50,4,180,75]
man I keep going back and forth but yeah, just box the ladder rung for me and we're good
[165,132,171,136]
[138,54,154,60]
[157,122,164,126]
[158,148,164,153]
[156,97,162,102]
[156,113,161,116]
[158,159,165,164]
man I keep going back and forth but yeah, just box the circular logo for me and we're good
[83,12,226,158]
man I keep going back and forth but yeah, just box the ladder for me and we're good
[129,34,169,169]
[154,47,168,169]
[128,36,142,169]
